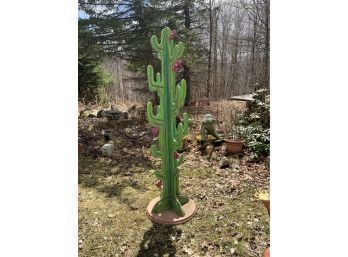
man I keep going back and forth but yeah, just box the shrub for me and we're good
[78,55,112,104]
[238,89,270,161]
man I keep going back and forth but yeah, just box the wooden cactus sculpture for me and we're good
[147,27,190,217]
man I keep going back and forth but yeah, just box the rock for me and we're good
[100,143,114,157]
[130,205,138,210]
[219,157,230,169]
[206,145,214,160]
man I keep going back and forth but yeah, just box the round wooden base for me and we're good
[146,196,196,225]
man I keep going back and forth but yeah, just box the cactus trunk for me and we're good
[146,27,189,217]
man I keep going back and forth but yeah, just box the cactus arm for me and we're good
[160,28,170,49]
[170,42,184,62]
[179,80,187,108]
[147,102,163,127]
[172,89,180,115]
[172,80,187,115]
[173,123,184,150]
[154,169,165,180]
[156,72,161,84]
[150,35,162,53]
[147,65,163,90]
[173,114,189,151]
[175,155,184,168]
[182,112,189,136]
[150,144,163,159]
[157,104,164,120]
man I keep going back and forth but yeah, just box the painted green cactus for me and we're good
[147,27,189,217]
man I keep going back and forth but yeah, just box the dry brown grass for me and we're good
[78,99,145,114]
[185,100,247,136]
[213,100,247,134]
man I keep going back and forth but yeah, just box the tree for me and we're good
[78,55,111,103]
[79,0,209,104]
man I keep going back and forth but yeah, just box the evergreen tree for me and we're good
[78,55,111,103]
[78,0,210,103]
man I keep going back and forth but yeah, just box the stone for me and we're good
[219,157,230,169]
[100,143,114,157]
[206,145,214,160]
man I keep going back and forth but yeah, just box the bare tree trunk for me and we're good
[183,1,192,105]
[206,0,213,99]
[231,13,242,95]
[213,6,219,100]
[263,0,270,89]
[250,19,257,88]
[219,14,230,97]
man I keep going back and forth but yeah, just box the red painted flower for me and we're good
[172,59,183,72]
[169,30,177,40]
[151,127,159,137]
[155,180,162,189]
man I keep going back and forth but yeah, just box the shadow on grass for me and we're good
[98,179,147,197]
[79,154,152,210]
[136,224,180,257]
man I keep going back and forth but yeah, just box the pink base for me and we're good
[146,196,196,225]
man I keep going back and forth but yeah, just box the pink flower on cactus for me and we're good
[174,151,180,159]
[151,127,159,137]
[172,59,183,72]
[155,180,162,189]
[169,30,177,40]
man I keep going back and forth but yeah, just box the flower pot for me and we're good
[264,247,270,257]
[263,199,270,216]
[224,140,244,153]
